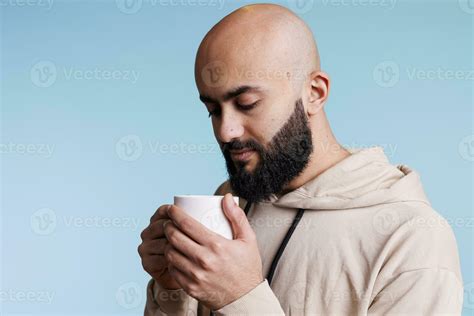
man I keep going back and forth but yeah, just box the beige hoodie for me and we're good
[144,147,463,315]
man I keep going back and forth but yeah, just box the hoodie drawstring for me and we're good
[244,201,305,286]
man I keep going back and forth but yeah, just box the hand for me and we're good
[138,204,182,290]
[163,193,264,310]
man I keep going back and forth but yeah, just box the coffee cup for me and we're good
[173,195,239,240]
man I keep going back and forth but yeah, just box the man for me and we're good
[138,4,463,315]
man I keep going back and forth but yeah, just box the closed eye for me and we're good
[207,101,260,118]
[236,101,259,111]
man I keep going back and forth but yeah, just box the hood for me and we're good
[264,146,430,211]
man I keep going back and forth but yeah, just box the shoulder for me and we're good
[374,203,462,283]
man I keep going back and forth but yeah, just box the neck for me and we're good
[279,112,350,196]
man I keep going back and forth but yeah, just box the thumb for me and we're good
[222,193,253,240]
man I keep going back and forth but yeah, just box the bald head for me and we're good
[195,4,320,92]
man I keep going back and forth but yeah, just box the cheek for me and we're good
[251,102,290,142]
[248,123,275,150]
[244,116,275,146]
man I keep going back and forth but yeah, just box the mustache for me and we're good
[222,140,260,153]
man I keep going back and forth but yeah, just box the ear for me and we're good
[306,71,330,116]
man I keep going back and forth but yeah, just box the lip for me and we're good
[230,149,255,161]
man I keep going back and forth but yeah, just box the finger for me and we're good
[150,204,172,223]
[141,254,167,274]
[141,219,170,240]
[222,193,254,240]
[165,245,199,282]
[168,265,191,293]
[164,221,207,263]
[140,238,168,255]
[166,205,219,246]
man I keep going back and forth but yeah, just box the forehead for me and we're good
[194,29,296,101]
[196,55,291,101]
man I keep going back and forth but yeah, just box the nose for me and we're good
[214,110,245,143]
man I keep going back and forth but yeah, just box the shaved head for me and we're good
[195,3,320,93]
[194,4,347,202]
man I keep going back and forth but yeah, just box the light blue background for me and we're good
[1,0,472,314]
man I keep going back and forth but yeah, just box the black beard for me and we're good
[222,98,313,203]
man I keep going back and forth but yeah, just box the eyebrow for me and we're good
[199,85,263,104]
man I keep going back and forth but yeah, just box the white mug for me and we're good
[173,195,238,240]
